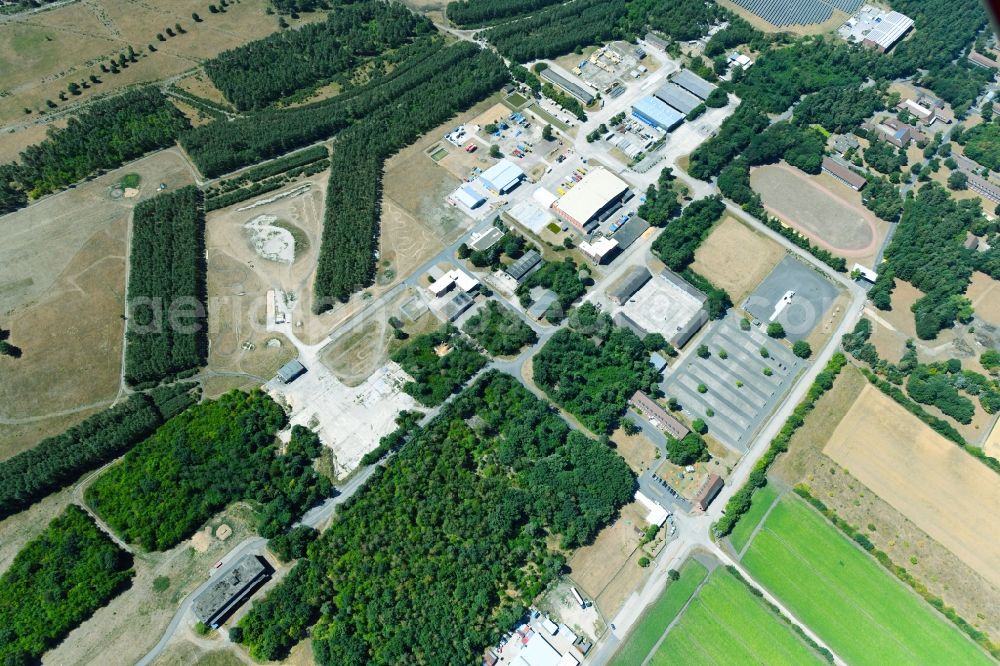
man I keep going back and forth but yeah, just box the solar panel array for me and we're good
[731,0,861,28]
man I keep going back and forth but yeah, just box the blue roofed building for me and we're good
[631,96,684,131]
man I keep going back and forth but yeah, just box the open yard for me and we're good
[0,149,195,459]
[741,495,994,665]
[691,216,785,304]
[651,566,826,666]
[751,163,886,265]
[610,427,659,475]
[716,0,847,35]
[967,271,1000,326]
[824,384,1000,589]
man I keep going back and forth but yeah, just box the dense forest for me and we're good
[480,0,628,62]
[516,257,588,319]
[0,385,197,521]
[86,390,332,550]
[688,104,770,181]
[235,371,635,663]
[463,299,538,356]
[793,84,886,135]
[311,44,509,306]
[446,0,565,28]
[0,506,133,664]
[391,324,488,406]
[869,183,982,339]
[205,2,432,110]
[650,196,726,272]
[124,186,207,386]
[533,314,660,434]
[955,121,1000,171]
[0,87,188,211]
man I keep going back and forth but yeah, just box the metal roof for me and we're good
[611,216,650,249]
[192,555,270,627]
[453,184,485,209]
[479,159,525,193]
[539,68,595,104]
[554,168,630,227]
[670,69,717,100]
[608,266,651,304]
[506,249,542,281]
[631,95,684,130]
[864,11,913,50]
[654,83,701,115]
[277,359,306,383]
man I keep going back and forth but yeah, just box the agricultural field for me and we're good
[750,163,887,266]
[824,384,1000,588]
[727,483,779,555]
[690,216,785,304]
[651,566,827,666]
[0,149,195,458]
[741,495,994,665]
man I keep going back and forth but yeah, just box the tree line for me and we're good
[650,196,726,272]
[234,370,635,663]
[0,505,134,664]
[0,384,197,521]
[85,389,332,551]
[0,87,188,213]
[125,186,208,386]
[205,1,432,111]
[446,0,565,28]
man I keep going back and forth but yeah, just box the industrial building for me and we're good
[630,391,690,440]
[669,68,717,100]
[527,289,559,321]
[862,11,913,52]
[435,291,474,321]
[539,67,595,105]
[479,159,526,194]
[193,555,272,629]
[619,269,709,348]
[693,474,724,511]
[552,168,631,232]
[451,184,486,209]
[610,216,650,249]
[653,83,702,115]
[428,268,479,297]
[578,237,619,264]
[276,359,307,384]
[608,266,652,305]
[821,157,867,191]
[506,249,542,284]
[631,95,684,131]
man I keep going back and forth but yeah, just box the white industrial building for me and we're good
[862,11,913,52]
[428,268,479,297]
[552,168,631,232]
[578,237,619,264]
[450,183,486,209]
[479,159,526,193]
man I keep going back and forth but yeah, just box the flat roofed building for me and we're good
[852,263,878,283]
[438,291,474,321]
[630,390,689,439]
[608,265,651,305]
[862,11,913,52]
[553,168,631,231]
[429,268,479,297]
[539,68,595,104]
[579,237,619,264]
[193,555,271,629]
[967,172,1000,203]
[821,156,867,190]
[693,474,724,511]
[631,95,684,131]
[670,68,717,100]
[276,359,306,384]
[506,249,542,283]
[620,269,708,348]
[479,159,525,194]
[468,226,503,252]
[533,187,559,209]
[611,216,650,249]
[453,184,486,209]
[653,83,702,115]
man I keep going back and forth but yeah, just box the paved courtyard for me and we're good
[660,313,803,452]
[742,256,838,342]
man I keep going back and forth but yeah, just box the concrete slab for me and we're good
[742,256,838,342]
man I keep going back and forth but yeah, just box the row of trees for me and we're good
[235,371,635,663]
[125,186,208,386]
[0,385,197,521]
[205,1,432,110]
[446,0,565,28]
[311,44,509,306]
[0,87,189,212]
[650,195,726,272]
[0,506,134,664]
[463,299,537,356]
[533,311,660,434]
[85,390,331,550]
[391,324,488,406]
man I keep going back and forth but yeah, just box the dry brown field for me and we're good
[967,271,1000,325]
[173,71,232,109]
[0,0,322,130]
[825,383,1000,588]
[152,643,248,666]
[985,418,1000,459]
[0,149,196,458]
[320,314,391,386]
[568,501,651,618]
[690,215,784,304]
[610,427,658,475]
[772,364,1000,639]
[751,163,886,265]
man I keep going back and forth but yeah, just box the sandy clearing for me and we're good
[824,384,1000,588]
[691,216,784,304]
[967,271,1000,326]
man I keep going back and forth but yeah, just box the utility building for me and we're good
[631,95,684,131]
[193,555,272,629]
[862,11,913,52]
[553,168,631,232]
[506,249,542,284]
[479,160,525,194]
[653,83,702,115]
[608,266,651,305]
[539,68,595,105]
[670,68,717,100]
[276,359,306,384]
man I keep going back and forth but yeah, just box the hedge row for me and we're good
[203,159,329,212]
[714,352,848,536]
[793,484,1000,660]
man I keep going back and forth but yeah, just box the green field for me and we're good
[742,496,992,666]
[610,559,709,666]
[728,483,779,554]
[651,568,826,666]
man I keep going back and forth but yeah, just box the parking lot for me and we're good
[660,312,803,452]
[742,256,839,342]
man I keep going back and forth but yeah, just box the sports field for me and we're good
[651,567,826,666]
[742,496,993,665]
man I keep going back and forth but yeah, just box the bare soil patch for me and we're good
[320,316,391,387]
[751,163,884,262]
[691,216,784,303]
[967,271,1000,325]
[610,427,658,475]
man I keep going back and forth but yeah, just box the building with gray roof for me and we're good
[193,555,271,629]
[670,69,717,100]
[277,359,306,384]
[539,68,595,105]
[611,216,650,249]
[608,266,652,305]
[505,249,542,283]
[654,83,702,115]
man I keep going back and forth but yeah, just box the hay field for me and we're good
[650,567,826,666]
[966,271,1000,325]
[0,149,195,457]
[690,216,784,303]
[751,163,884,263]
[824,384,1000,588]
[743,496,994,666]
